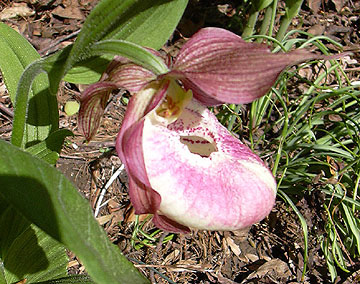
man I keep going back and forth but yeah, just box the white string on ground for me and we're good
[94,164,125,218]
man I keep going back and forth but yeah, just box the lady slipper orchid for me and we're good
[78,27,339,233]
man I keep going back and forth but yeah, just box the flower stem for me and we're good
[242,9,259,38]
[257,5,273,43]
[268,0,278,39]
[276,0,304,42]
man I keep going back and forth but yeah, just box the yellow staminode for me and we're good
[156,79,192,124]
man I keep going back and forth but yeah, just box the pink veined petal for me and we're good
[116,80,169,163]
[128,176,161,214]
[142,99,277,231]
[121,120,151,188]
[78,81,118,141]
[115,81,176,229]
[103,48,169,93]
[105,61,156,93]
[153,214,190,234]
[128,174,190,233]
[171,27,333,105]
[122,124,191,233]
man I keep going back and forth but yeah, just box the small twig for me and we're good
[127,257,177,284]
[58,154,86,160]
[0,103,14,118]
[87,141,116,148]
[134,263,214,272]
[150,232,168,284]
[94,164,124,217]
[39,30,81,56]
[0,125,12,134]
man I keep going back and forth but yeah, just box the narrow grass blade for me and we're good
[278,189,308,281]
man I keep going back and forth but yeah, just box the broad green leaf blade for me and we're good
[25,129,73,165]
[0,204,67,284]
[253,0,273,11]
[90,40,169,75]
[0,203,30,258]
[276,0,304,41]
[102,0,188,48]
[0,23,41,103]
[48,0,187,87]
[285,0,304,20]
[0,140,149,284]
[10,60,59,148]
[0,28,27,103]
[0,23,59,148]
[0,268,5,284]
[34,275,94,283]
[3,224,67,283]
[64,55,112,84]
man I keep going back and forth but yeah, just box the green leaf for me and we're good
[278,190,309,280]
[47,0,188,87]
[64,55,112,84]
[341,201,360,255]
[25,129,73,165]
[90,40,169,75]
[0,140,149,284]
[34,275,94,283]
[0,202,68,284]
[284,0,304,20]
[0,267,6,284]
[253,0,273,11]
[101,0,188,49]
[0,23,42,103]
[276,0,304,41]
[10,60,59,149]
[0,201,30,258]
[3,225,68,283]
[0,23,59,149]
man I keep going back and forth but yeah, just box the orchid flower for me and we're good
[79,28,335,233]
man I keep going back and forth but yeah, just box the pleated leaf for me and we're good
[50,0,188,87]
[0,23,58,148]
[0,203,68,284]
[0,140,149,284]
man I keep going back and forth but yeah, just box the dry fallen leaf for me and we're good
[225,236,241,257]
[331,0,344,12]
[0,3,34,20]
[307,24,326,36]
[328,114,342,122]
[307,0,321,13]
[52,5,84,20]
[96,214,113,225]
[307,0,344,13]
[246,258,292,280]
